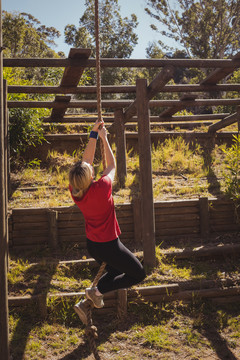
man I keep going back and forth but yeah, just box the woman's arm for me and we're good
[82,120,104,164]
[98,126,116,182]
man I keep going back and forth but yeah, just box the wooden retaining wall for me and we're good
[9,198,240,249]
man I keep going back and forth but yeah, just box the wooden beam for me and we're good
[4,57,240,68]
[0,2,10,357]
[7,98,240,109]
[201,52,240,85]
[7,83,240,94]
[208,111,238,132]
[159,93,197,118]
[43,113,230,123]
[60,48,91,86]
[136,79,156,269]
[123,66,175,123]
[50,95,71,120]
[50,49,91,121]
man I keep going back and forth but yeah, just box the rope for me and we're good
[84,262,106,360]
[95,0,107,171]
[81,4,108,359]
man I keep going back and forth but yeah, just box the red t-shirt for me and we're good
[69,175,121,242]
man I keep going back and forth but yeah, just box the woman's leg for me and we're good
[87,238,146,294]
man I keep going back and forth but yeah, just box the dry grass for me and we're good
[9,137,231,209]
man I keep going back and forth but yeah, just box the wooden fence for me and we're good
[8,198,240,250]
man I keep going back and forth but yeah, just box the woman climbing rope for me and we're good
[69,120,146,324]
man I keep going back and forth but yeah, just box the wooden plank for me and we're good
[50,95,71,120]
[43,113,229,124]
[210,224,240,232]
[50,49,91,121]
[210,218,237,226]
[8,85,137,94]
[13,222,49,230]
[201,52,240,85]
[210,212,235,220]
[155,199,199,208]
[155,219,199,230]
[58,228,85,236]
[4,57,240,68]
[209,205,235,213]
[58,222,84,229]
[155,207,199,215]
[7,83,240,95]
[12,208,47,215]
[12,215,48,223]
[159,93,197,118]
[12,236,48,245]
[137,78,156,269]
[208,112,238,132]
[13,229,49,237]
[155,213,199,222]
[7,98,240,109]
[60,48,91,86]
[57,213,84,222]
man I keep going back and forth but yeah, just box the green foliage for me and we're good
[9,108,46,155]
[64,0,139,88]
[2,10,66,157]
[3,11,60,58]
[4,67,51,156]
[145,0,240,58]
[222,134,240,204]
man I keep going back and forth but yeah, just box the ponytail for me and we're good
[69,161,93,198]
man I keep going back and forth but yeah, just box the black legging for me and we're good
[87,238,146,294]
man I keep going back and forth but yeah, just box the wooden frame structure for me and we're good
[2,48,240,358]
[0,1,10,359]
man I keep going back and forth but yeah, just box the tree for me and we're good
[3,11,61,58]
[64,0,139,87]
[145,0,240,59]
[2,12,64,158]
[65,0,138,58]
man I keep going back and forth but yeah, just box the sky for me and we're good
[2,0,177,58]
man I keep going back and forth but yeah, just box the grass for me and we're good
[9,137,232,209]
[7,135,240,359]
[10,302,240,360]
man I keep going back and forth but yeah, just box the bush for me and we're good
[223,134,240,204]
[9,108,46,155]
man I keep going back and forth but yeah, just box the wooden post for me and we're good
[3,80,8,215]
[117,289,127,319]
[114,109,127,187]
[47,210,59,252]
[136,78,156,269]
[0,0,10,357]
[199,197,209,240]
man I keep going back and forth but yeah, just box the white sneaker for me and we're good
[85,287,104,308]
[74,300,88,325]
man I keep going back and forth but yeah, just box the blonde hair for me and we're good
[69,161,93,198]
